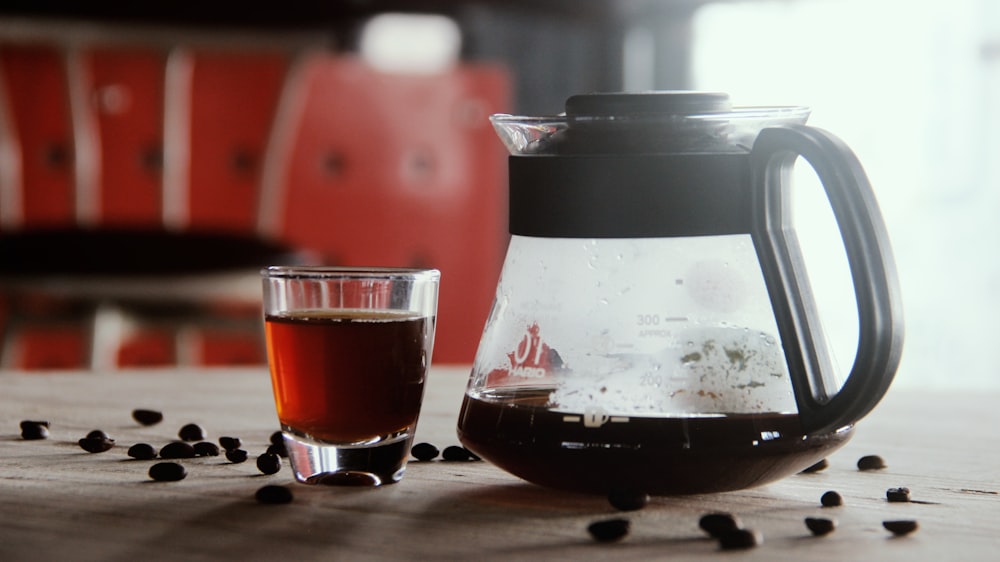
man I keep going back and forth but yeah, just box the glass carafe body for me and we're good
[457,92,903,495]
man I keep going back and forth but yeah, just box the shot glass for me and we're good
[262,266,439,486]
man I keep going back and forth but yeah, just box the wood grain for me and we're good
[1,367,997,561]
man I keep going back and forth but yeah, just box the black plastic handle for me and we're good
[750,125,904,435]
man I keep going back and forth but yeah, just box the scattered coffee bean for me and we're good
[256,452,282,475]
[226,448,248,463]
[219,436,242,451]
[805,517,837,536]
[127,443,158,460]
[608,488,650,512]
[79,436,115,453]
[149,461,187,482]
[857,454,887,471]
[159,441,196,459]
[718,528,762,550]
[86,429,110,440]
[269,431,283,447]
[178,423,206,442]
[699,512,742,538]
[193,442,221,457]
[20,421,49,440]
[821,490,843,507]
[587,518,630,543]
[266,442,288,458]
[256,484,293,505]
[132,409,163,426]
[883,519,919,536]
[800,458,829,474]
[410,442,439,461]
[442,445,476,461]
[886,487,911,503]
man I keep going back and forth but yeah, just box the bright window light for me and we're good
[692,0,998,389]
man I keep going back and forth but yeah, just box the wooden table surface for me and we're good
[1,366,997,561]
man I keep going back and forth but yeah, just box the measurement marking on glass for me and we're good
[562,415,630,423]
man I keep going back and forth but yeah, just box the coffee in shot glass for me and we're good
[262,266,439,486]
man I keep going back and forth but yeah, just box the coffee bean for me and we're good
[699,512,742,537]
[410,442,439,461]
[79,436,115,453]
[256,484,293,504]
[266,442,288,458]
[269,431,283,447]
[256,453,282,475]
[20,421,49,440]
[800,458,829,474]
[608,488,650,512]
[132,409,163,426]
[587,518,630,543]
[127,443,158,460]
[86,429,110,440]
[886,487,911,502]
[178,423,205,442]
[821,490,843,507]
[442,445,476,461]
[149,461,187,482]
[883,519,919,536]
[226,448,248,463]
[718,528,762,550]
[805,517,837,536]
[218,436,242,451]
[159,441,196,459]
[857,455,887,471]
[193,442,221,457]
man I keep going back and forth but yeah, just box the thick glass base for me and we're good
[283,430,412,486]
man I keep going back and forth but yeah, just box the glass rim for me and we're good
[261,265,440,281]
[489,105,811,124]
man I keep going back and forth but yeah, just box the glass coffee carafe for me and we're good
[457,92,903,495]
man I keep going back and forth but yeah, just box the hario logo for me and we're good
[506,323,559,379]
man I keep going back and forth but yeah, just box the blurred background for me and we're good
[0,1,995,391]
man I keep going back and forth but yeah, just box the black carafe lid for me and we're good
[554,92,737,154]
[565,91,732,120]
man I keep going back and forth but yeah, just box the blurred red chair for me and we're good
[0,35,509,369]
